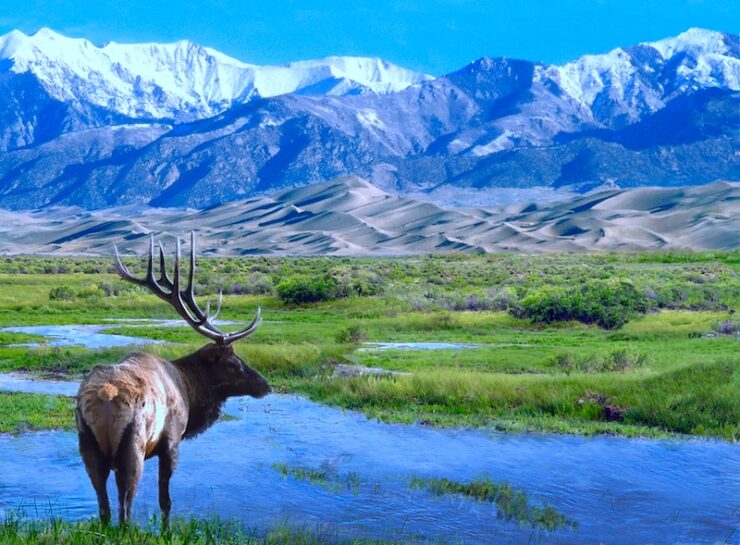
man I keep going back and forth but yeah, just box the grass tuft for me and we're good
[410,476,576,531]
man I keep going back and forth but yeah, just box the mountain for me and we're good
[0,28,431,149]
[0,176,736,254]
[0,28,737,210]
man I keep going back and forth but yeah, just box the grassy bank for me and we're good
[0,252,738,439]
[0,517,398,545]
[0,392,75,433]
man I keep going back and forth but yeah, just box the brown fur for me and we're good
[97,384,118,401]
[76,344,269,525]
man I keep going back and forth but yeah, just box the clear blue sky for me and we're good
[2,0,737,74]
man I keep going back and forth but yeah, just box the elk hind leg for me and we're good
[114,422,145,525]
[158,443,178,529]
[77,414,111,523]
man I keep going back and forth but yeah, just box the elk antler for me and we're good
[114,232,261,345]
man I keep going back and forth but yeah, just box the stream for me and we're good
[0,325,738,544]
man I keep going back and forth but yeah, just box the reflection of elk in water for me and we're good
[76,234,270,526]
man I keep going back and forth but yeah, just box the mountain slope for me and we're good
[0,28,431,149]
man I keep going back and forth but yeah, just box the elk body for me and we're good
[76,234,269,525]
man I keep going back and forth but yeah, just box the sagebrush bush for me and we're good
[229,272,275,295]
[276,274,338,304]
[713,319,740,335]
[335,324,367,344]
[330,267,385,297]
[48,286,76,301]
[515,280,648,329]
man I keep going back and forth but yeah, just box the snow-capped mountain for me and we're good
[545,27,739,126]
[0,28,431,121]
[0,27,737,210]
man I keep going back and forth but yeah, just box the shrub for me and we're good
[76,284,105,299]
[330,267,385,297]
[98,281,143,297]
[276,274,338,304]
[335,324,367,344]
[48,286,76,301]
[713,319,740,336]
[517,286,571,324]
[229,272,274,295]
[515,280,648,329]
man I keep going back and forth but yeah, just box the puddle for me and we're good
[0,373,78,396]
[332,363,408,377]
[1,320,238,349]
[360,342,481,351]
[1,324,166,349]
[0,373,738,544]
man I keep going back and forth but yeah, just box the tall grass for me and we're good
[292,358,739,440]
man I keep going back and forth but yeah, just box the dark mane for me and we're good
[172,348,229,439]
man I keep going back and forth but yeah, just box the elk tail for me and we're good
[97,383,119,401]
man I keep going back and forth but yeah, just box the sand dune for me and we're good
[0,177,737,255]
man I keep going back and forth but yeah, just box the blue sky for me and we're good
[2,0,737,74]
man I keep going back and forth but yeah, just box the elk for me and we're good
[75,233,270,526]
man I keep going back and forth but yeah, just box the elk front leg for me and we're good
[158,445,179,529]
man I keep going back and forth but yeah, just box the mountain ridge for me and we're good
[0,27,737,210]
[0,27,432,121]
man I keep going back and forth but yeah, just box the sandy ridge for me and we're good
[0,177,737,255]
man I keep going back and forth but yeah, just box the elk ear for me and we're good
[198,343,229,366]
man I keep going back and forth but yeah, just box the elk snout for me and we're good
[245,366,271,398]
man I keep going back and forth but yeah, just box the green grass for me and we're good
[0,252,737,440]
[409,476,576,531]
[0,516,401,545]
[0,392,75,432]
[272,463,364,495]
[0,331,45,345]
[273,463,332,486]
[291,356,739,439]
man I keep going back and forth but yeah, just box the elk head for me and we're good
[192,343,271,399]
[114,232,270,398]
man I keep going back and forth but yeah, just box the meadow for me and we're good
[0,251,738,441]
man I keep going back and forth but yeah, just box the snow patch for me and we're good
[356,109,385,130]
[470,130,515,156]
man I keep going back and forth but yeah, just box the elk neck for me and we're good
[171,347,229,439]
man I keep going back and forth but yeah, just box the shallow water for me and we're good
[361,341,481,350]
[360,342,533,351]
[1,324,166,349]
[0,374,738,544]
[0,373,79,396]
[1,320,236,349]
